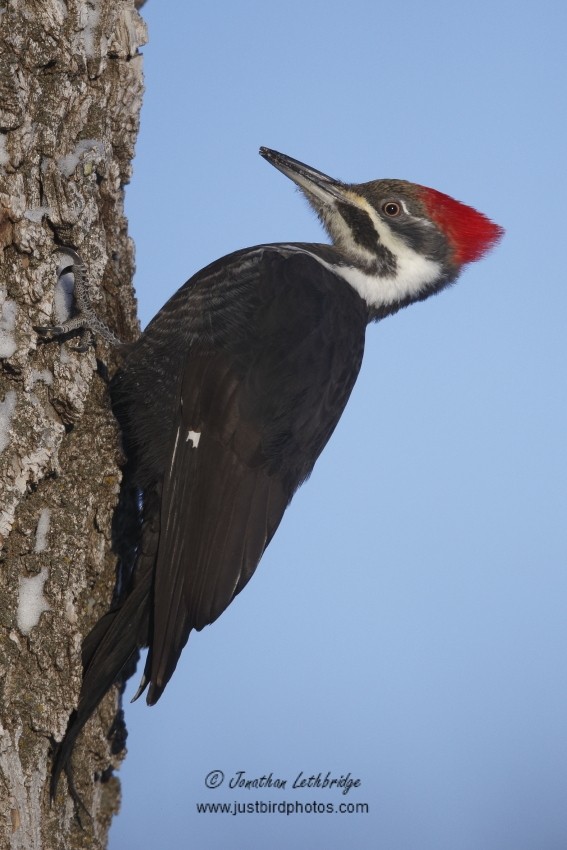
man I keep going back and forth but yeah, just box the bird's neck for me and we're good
[269,242,449,321]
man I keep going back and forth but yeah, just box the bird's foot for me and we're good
[36,247,122,351]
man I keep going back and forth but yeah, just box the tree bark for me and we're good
[0,1,146,847]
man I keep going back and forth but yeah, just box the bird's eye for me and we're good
[382,201,401,217]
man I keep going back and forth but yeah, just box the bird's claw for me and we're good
[37,247,122,349]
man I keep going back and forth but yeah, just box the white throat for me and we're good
[277,242,441,311]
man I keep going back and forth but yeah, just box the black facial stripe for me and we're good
[335,202,397,275]
[336,202,378,253]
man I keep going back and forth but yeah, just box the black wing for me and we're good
[117,245,368,703]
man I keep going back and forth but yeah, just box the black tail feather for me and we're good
[51,478,162,801]
[50,566,153,800]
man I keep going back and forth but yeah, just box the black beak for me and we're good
[259,147,347,205]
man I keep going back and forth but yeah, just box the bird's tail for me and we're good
[50,564,153,800]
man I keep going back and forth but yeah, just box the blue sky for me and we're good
[109,1,567,848]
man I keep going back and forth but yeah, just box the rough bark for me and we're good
[0,1,146,847]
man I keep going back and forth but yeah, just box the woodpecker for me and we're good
[50,148,503,795]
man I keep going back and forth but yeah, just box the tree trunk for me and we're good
[0,1,146,847]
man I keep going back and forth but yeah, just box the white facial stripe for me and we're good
[275,237,441,311]
[342,194,442,306]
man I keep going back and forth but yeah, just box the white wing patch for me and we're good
[186,429,201,448]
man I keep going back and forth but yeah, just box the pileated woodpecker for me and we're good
[51,148,503,795]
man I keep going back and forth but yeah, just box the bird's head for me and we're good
[260,147,503,319]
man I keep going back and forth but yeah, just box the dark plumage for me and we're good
[51,148,503,797]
